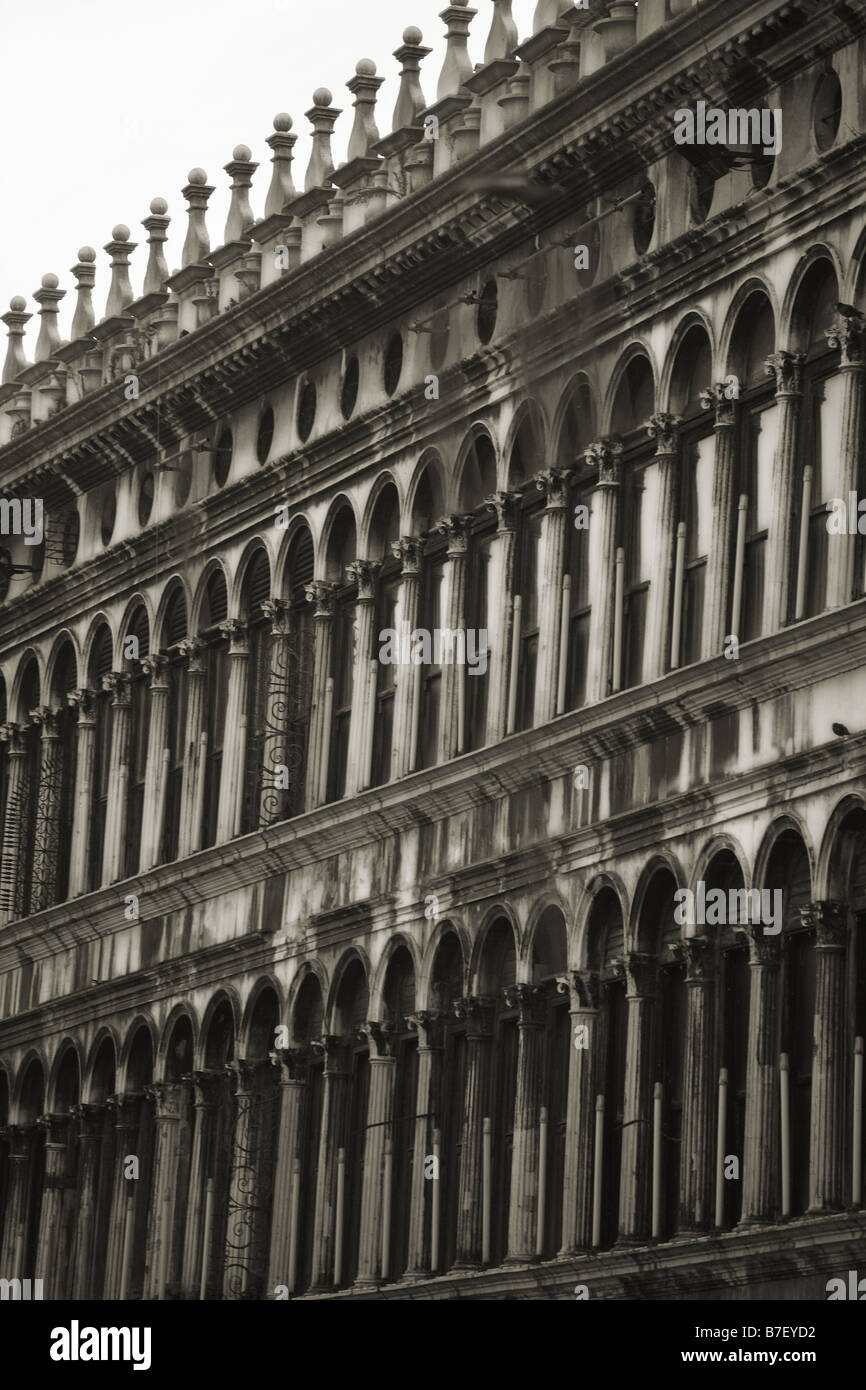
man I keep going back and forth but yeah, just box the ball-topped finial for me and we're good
[273,112,293,132]
[313,87,332,107]
[112,224,130,242]
[356,58,377,76]
[78,246,96,263]
[188,167,208,185]
[41,273,59,289]
[403,25,423,43]
[233,143,252,161]
[10,295,26,311]
[150,196,168,215]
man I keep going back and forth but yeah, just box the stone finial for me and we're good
[532,0,565,31]
[1,297,31,384]
[69,248,97,340]
[304,89,342,191]
[33,274,65,362]
[484,0,518,64]
[437,1,478,101]
[264,114,297,217]
[181,168,215,268]
[392,26,432,131]
[223,144,259,244]
[103,225,137,320]
[346,60,384,162]
[141,198,170,296]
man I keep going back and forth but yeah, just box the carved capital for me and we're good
[68,687,96,718]
[178,637,204,671]
[346,559,380,600]
[747,925,781,966]
[683,936,714,983]
[699,383,737,427]
[262,597,291,636]
[584,437,623,485]
[407,1010,443,1047]
[556,969,599,1009]
[305,580,338,618]
[29,705,60,735]
[145,1080,187,1119]
[141,653,168,687]
[219,617,248,653]
[358,1019,397,1057]
[452,995,495,1035]
[190,1069,224,1107]
[765,350,806,396]
[435,514,472,555]
[801,899,847,947]
[624,952,657,997]
[72,1102,106,1140]
[37,1112,71,1145]
[106,1092,143,1131]
[0,721,23,749]
[102,672,131,706]
[535,467,572,510]
[392,535,425,573]
[826,312,866,368]
[646,412,682,455]
[311,1034,351,1073]
[485,490,521,531]
[503,981,545,1025]
[271,1048,307,1081]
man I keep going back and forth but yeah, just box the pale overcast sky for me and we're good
[2,0,537,350]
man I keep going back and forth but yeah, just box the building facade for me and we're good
[1,0,866,1301]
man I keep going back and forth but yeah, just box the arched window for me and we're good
[85,1037,117,1298]
[612,356,656,689]
[711,851,750,1230]
[160,588,188,865]
[509,413,544,732]
[460,433,497,752]
[730,293,777,641]
[283,529,315,818]
[51,643,78,904]
[12,660,42,917]
[431,933,465,1272]
[383,946,418,1280]
[335,960,370,1289]
[124,1027,157,1301]
[412,465,446,771]
[559,382,595,711]
[670,327,714,667]
[792,263,842,618]
[200,571,229,849]
[370,486,401,789]
[639,870,685,1241]
[293,976,324,1295]
[478,919,518,1265]
[587,889,626,1248]
[326,509,357,803]
[124,609,150,878]
[16,1060,46,1281]
[240,551,272,836]
[225,989,280,1299]
[531,908,570,1257]
[199,1001,236,1299]
[770,831,814,1216]
[87,628,113,892]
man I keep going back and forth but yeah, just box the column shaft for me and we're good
[438,519,469,762]
[304,584,337,811]
[584,442,622,703]
[34,1114,70,1298]
[740,931,781,1223]
[310,1038,351,1289]
[139,658,169,872]
[454,998,493,1267]
[178,642,207,858]
[533,472,570,726]
[355,1032,396,1288]
[485,495,518,745]
[559,973,598,1253]
[618,956,656,1242]
[679,939,714,1231]
[216,621,249,841]
[345,561,379,796]
[763,352,805,633]
[101,674,131,885]
[67,695,96,897]
[405,1013,441,1278]
[390,539,424,779]
[826,318,866,608]
[506,985,545,1261]
[803,902,848,1211]
[644,414,681,681]
[700,386,737,657]
[266,1062,306,1293]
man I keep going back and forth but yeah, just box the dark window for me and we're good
[256,407,274,465]
[371,569,399,789]
[740,402,777,641]
[784,928,816,1217]
[201,639,229,849]
[722,945,749,1229]
[328,588,356,803]
[137,472,154,527]
[62,510,80,567]
[678,432,714,666]
[515,505,542,731]
[297,382,317,442]
[87,630,114,891]
[476,279,498,345]
[813,69,842,151]
[566,485,592,710]
[341,358,359,419]
[214,429,233,488]
[465,523,494,752]
[633,182,656,255]
[659,964,686,1239]
[100,489,116,546]
[600,978,628,1247]
[417,548,444,771]
[384,334,403,397]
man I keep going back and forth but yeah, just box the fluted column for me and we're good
[345,561,380,796]
[216,619,249,842]
[390,538,424,779]
[34,1113,70,1298]
[304,583,337,811]
[266,1052,306,1293]
[405,1011,442,1279]
[679,937,714,1232]
[505,984,545,1261]
[454,996,494,1268]
[0,1124,34,1273]
[310,1037,351,1289]
[826,315,866,608]
[698,385,738,654]
[143,1081,186,1299]
[485,493,519,744]
[644,413,681,681]
[355,1024,397,1289]
[559,970,598,1254]
[584,441,622,703]
[180,1071,222,1297]
[139,656,169,871]
[618,954,657,1242]
[533,469,571,726]
[103,1093,142,1298]
[803,901,848,1212]
[178,640,207,858]
[764,351,805,633]
[0,725,28,921]
[29,708,62,912]
[70,1103,105,1300]
[101,673,131,886]
[740,928,781,1224]
[437,517,470,762]
[67,691,96,897]
[259,600,291,826]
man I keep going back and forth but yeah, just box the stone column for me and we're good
[454,996,494,1268]
[223,1061,274,1299]
[763,351,805,633]
[216,619,249,842]
[679,937,714,1232]
[390,538,424,779]
[345,560,380,797]
[618,953,657,1242]
[803,901,848,1212]
[826,315,866,609]
[405,1011,442,1279]
[259,599,291,826]
[304,583,337,811]
[505,983,546,1262]
[139,655,169,871]
[310,1037,351,1290]
[70,1103,105,1300]
[67,691,96,897]
[144,1081,186,1299]
[700,385,738,656]
[355,1024,397,1290]
[0,1124,34,1272]
[34,1113,70,1298]
[740,928,782,1224]
[437,517,470,763]
[559,970,599,1254]
[644,413,682,681]
[533,469,571,726]
[29,708,62,912]
[181,1070,222,1297]
[0,725,28,921]
[101,673,131,886]
[103,1093,142,1298]
[584,441,622,703]
[266,1052,306,1294]
[178,639,207,858]
[485,493,520,745]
